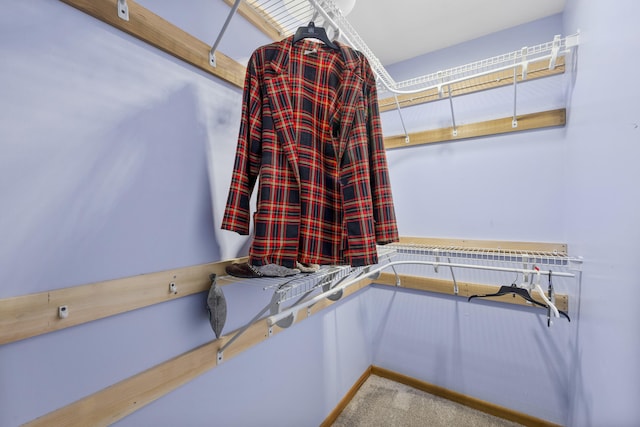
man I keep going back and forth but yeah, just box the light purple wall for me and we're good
[382,15,568,246]
[562,0,640,426]
[375,4,640,427]
[0,2,234,298]
[0,2,369,426]
[2,1,638,426]
[365,284,577,423]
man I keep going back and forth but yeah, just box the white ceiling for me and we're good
[344,0,566,65]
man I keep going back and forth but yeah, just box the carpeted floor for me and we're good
[331,375,524,427]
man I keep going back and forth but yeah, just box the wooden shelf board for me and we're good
[384,109,566,149]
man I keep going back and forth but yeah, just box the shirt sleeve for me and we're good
[221,53,263,235]
[362,55,400,244]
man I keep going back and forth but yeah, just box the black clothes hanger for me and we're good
[468,281,571,322]
[293,21,339,50]
[546,271,571,325]
[468,283,548,308]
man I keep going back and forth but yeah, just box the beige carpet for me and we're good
[331,375,524,427]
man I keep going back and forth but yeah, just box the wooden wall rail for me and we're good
[384,109,566,149]
[0,257,246,346]
[59,0,246,88]
[24,278,373,427]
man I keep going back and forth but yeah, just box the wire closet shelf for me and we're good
[262,242,581,328]
[215,241,580,363]
[262,246,397,308]
[240,0,579,95]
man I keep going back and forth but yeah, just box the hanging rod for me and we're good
[265,258,576,327]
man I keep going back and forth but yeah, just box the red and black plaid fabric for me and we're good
[221,36,399,268]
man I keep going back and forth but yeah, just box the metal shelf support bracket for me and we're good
[117,0,129,21]
[209,0,243,67]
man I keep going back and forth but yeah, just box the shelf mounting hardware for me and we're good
[520,47,528,80]
[117,0,129,21]
[216,299,272,365]
[209,0,242,67]
[447,84,458,137]
[549,35,561,70]
[393,93,410,144]
[512,65,518,128]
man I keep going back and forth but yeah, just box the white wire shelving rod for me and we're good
[265,259,575,326]
[386,43,576,95]
[305,1,579,95]
[392,35,577,91]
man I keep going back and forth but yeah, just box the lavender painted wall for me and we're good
[1,1,638,426]
[374,4,640,427]
[562,1,640,425]
[0,2,369,426]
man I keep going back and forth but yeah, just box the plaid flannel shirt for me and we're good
[222,36,399,268]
